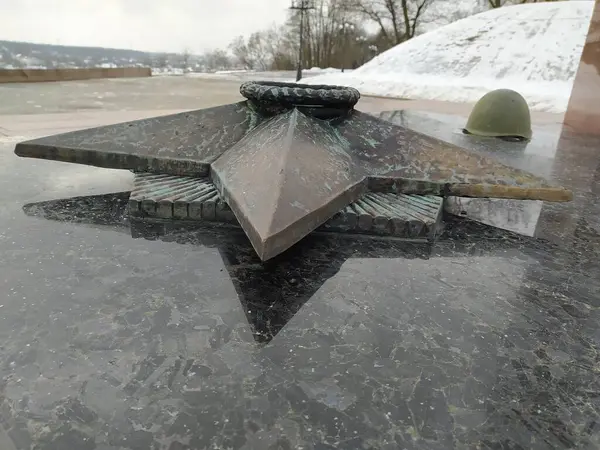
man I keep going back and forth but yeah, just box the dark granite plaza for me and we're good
[0,76,599,449]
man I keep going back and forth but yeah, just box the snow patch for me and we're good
[215,69,250,74]
[306,67,348,74]
[304,1,594,113]
[0,135,30,144]
[151,67,185,76]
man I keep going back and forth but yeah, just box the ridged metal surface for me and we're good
[129,173,444,240]
[324,192,443,239]
[15,92,571,261]
[14,86,572,261]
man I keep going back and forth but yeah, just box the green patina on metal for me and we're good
[13,81,572,261]
[129,173,444,240]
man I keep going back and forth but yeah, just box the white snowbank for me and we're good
[215,69,250,74]
[184,68,353,82]
[152,67,185,76]
[306,67,345,74]
[305,1,594,113]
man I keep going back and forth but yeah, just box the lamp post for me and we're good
[355,35,367,66]
[339,22,355,73]
[290,0,314,82]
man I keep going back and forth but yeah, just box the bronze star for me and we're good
[14,81,572,260]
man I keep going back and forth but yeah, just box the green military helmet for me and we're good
[464,89,532,140]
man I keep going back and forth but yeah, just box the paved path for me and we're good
[0,76,565,138]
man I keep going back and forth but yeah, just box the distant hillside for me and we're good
[0,40,201,70]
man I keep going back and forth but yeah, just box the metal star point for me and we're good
[15,81,572,260]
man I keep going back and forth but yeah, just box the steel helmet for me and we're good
[464,89,532,140]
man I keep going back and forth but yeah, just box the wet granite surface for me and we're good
[15,100,572,262]
[377,110,584,238]
[1,113,600,449]
[377,110,560,178]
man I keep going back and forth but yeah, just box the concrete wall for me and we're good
[0,67,151,83]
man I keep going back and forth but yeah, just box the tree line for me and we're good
[162,0,563,72]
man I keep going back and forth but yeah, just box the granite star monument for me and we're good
[15,81,572,260]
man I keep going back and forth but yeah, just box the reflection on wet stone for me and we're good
[3,101,600,449]
[15,82,571,261]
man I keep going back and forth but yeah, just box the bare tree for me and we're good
[227,0,447,72]
[180,48,191,70]
[229,36,252,68]
[202,49,232,71]
[286,0,368,69]
[142,55,153,68]
[229,30,279,70]
[421,0,485,29]
[190,0,565,75]
[247,32,274,70]
[154,53,169,69]
[347,0,437,46]
[268,24,298,70]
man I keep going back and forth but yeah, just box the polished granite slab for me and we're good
[377,110,568,236]
[1,111,600,449]
[376,110,560,177]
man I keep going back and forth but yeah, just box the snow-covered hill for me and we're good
[305,1,594,113]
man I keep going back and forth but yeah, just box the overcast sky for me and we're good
[0,0,291,53]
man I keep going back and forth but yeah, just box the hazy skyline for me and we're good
[0,0,291,53]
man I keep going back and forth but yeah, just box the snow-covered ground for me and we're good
[304,1,594,113]
[305,67,344,74]
[186,67,353,82]
[151,67,186,76]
